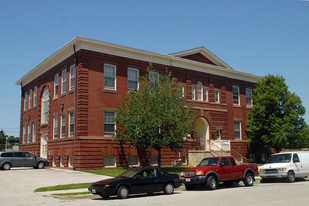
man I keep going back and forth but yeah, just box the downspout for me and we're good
[73,45,79,170]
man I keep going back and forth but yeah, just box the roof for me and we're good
[16,36,261,86]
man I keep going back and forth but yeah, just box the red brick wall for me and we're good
[19,49,256,169]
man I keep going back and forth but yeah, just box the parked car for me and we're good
[89,167,181,199]
[260,151,309,183]
[180,156,258,190]
[0,151,49,170]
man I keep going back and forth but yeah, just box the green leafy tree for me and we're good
[247,74,309,152]
[0,130,6,150]
[115,66,196,167]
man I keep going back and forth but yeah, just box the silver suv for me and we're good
[0,151,49,170]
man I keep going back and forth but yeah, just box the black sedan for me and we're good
[88,167,181,199]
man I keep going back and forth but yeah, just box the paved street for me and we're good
[1,168,309,206]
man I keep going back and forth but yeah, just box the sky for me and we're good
[0,0,308,137]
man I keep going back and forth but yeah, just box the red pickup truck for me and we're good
[180,156,258,190]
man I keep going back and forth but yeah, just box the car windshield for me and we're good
[116,168,140,178]
[198,158,219,166]
[268,154,292,163]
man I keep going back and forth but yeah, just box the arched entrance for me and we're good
[195,117,210,151]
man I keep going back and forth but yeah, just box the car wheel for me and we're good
[287,171,295,183]
[2,163,11,170]
[37,162,45,169]
[206,175,217,190]
[244,173,254,186]
[100,195,109,199]
[185,184,195,190]
[117,186,129,199]
[164,183,174,194]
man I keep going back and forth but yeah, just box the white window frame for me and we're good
[216,130,221,139]
[234,121,242,140]
[197,82,203,100]
[215,90,220,103]
[181,84,185,97]
[29,89,32,109]
[33,86,37,107]
[69,65,75,91]
[32,122,36,142]
[104,64,116,90]
[52,157,56,167]
[104,111,115,136]
[61,69,67,94]
[53,115,58,139]
[60,113,65,138]
[41,88,49,124]
[246,88,253,107]
[54,74,59,98]
[150,155,158,166]
[69,111,74,137]
[128,68,139,91]
[192,87,195,100]
[204,88,208,102]
[24,92,28,111]
[233,86,240,105]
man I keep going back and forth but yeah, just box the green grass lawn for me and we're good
[34,183,92,192]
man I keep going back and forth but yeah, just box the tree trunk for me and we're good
[158,148,161,168]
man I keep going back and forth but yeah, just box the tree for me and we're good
[114,66,196,167]
[246,74,309,152]
[0,130,6,150]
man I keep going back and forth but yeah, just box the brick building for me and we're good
[16,36,260,170]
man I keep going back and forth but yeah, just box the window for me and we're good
[52,157,56,167]
[192,87,195,100]
[33,86,37,107]
[24,92,28,111]
[216,130,221,139]
[69,111,74,137]
[128,156,139,166]
[53,115,58,139]
[32,122,36,142]
[230,157,237,166]
[150,156,158,165]
[104,156,116,167]
[215,90,220,103]
[233,86,240,105]
[54,74,59,97]
[60,114,65,138]
[68,156,73,168]
[128,68,139,91]
[27,124,31,143]
[197,82,203,100]
[220,158,230,167]
[104,64,116,90]
[204,88,208,101]
[61,69,67,94]
[181,85,184,97]
[29,89,32,109]
[234,121,241,139]
[23,125,26,143]
[41,88,49,124]
[104,111,115,136]
[70,65,75,91]
[246,88,252,107]
[60,157,64,167]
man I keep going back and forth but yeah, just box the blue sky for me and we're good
[0,0,308,137]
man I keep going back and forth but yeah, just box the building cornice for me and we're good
[16,36,261,86]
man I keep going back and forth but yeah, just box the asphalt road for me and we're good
[1,167,309,206]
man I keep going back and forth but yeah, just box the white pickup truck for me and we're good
[260,151,309,182]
